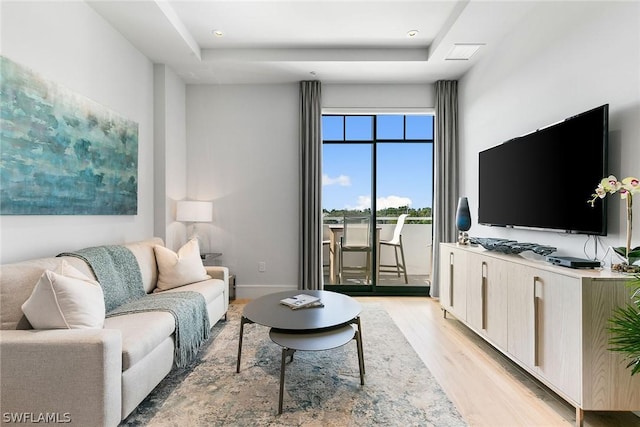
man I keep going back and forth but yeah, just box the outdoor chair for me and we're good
[338,216,371,283]
[378,213,409,284]
[322,225,331,272]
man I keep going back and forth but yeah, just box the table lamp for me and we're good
[176,200,213,251]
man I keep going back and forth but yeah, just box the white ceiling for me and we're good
[88,0,538,85]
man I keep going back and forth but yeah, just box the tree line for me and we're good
[323,206,432,224]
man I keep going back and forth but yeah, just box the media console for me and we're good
[440,243,640,427]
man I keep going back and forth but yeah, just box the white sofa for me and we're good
[0,238,229,426]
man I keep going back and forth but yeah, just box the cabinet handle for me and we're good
[533,276,540,367]
[481,261,487,330]
[449,252,454,307]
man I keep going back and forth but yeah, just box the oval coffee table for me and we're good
[236,290,365,413]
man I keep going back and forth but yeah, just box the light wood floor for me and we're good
[358,296,640,427]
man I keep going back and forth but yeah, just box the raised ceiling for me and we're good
[88,0,537,84]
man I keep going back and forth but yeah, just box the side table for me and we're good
[201,253,236,301]
[200,252,222,265]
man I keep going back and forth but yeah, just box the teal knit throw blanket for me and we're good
[59,245,210,368]
[59,245,145,312]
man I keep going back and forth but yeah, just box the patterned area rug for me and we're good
[121,302,466,426]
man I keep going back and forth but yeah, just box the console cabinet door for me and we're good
[535,270,581,403]
[439,245,467,321]
[507,265,581,403]
[438,245,452,313]
[467,254,508,348]
[507,264,537,368]
[466,254,484,332]
[483,256,508,348]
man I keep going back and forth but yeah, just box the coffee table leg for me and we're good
[355,329,365,385]
[237,316,254,373]
[279,347,295,414]
[355,316,365,375]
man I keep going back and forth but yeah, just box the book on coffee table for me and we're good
[280,294,322,310]
[295,300,324,309]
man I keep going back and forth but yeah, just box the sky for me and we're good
[322,115,434,212]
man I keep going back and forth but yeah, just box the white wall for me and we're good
[323,84,433,110]
[0,1,155,264]
[186,84,299,298]
[458,1,640,263]
[154,64,187,251]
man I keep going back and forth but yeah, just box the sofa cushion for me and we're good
[162,278,226,304]
[1,257,65,330]
[21,260,105,329]
[104,311,175,370]
[124,238,164,294]
[154,239,210,291]
[106,279,223,370]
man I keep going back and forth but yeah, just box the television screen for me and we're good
[478,104,608,235]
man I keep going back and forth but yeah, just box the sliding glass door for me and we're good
[322,114,433,296]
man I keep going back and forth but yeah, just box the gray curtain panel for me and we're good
[299,80,323,290]
[431,80,459,298]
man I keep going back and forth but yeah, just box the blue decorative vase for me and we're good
[456,197,471,231]
[456,197,471,245]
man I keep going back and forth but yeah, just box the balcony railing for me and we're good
[322,216,433,285]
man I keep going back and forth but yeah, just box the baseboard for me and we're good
[236,284,297,300]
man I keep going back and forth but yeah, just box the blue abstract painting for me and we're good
[0,56,138,215]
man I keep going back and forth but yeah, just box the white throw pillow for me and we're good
[21,260,105,329]
[154,239,211,291]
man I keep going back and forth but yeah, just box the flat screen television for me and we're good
[478,104,608,235]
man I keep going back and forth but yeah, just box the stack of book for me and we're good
[279,294,324,310]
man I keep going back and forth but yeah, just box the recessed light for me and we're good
[407,30,419,38]
[445,43,484,60]
[212,29,224,37]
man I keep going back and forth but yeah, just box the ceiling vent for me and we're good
[445,44,484,60]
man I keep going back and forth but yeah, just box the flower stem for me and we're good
[628,195,633,261]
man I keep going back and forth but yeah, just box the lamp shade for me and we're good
[456,197,471,232]
[176,201,212,222]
